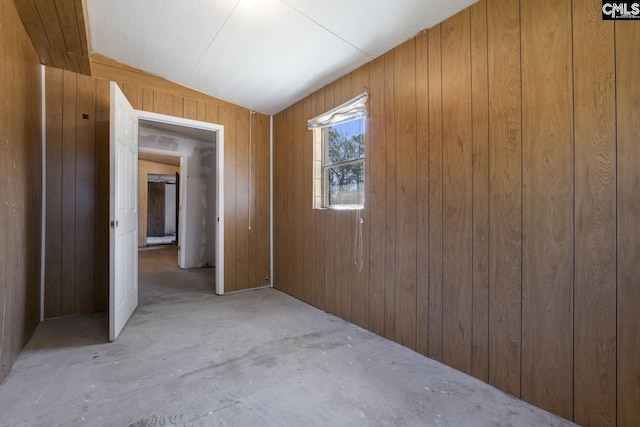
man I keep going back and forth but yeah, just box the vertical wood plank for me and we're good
[487,0,522,397]
[302,97,314,304]
[470,0,490,383]
[153,91,174,116]
[416,32,429,356]
[351,64,370,329]
[572,0,616,425]
[0,2,8,374]
[616,18,640,427]
[174,96,183,118]
[75,74,95,314]
[273,112,285,290]
[142,88,154,112]
[368,57,386,336]
[312,90,326,310]
[183,98,198,120]
[394,39,418,350]
[0,3,8,368]
[427,25,443,361]
[383,51,397,341]
[282,107,294,295]
[197,100,206,122]
[94,77,110,312]
[521,0,574,418]
[293,101,305,300]
[441,9,473,374]
[44,67,63,318]
[220,105,236,292]
[61,70,77,316]
[122,82,142,110]
[255,113,270,288]
[235,108,250,291]
[247,110,257,288]
[205,102,219,124]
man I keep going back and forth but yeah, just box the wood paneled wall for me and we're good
[44,57,270,317]
[273,0,638,425]
[0,0,42,383]
[12,0,92,75]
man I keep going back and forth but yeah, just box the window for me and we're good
[308,93,368,209]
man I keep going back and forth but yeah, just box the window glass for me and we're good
[323,118,365,207]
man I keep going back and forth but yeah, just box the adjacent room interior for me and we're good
[0,0,638,425]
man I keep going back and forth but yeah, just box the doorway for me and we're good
[109,82,225,341]
[145,174,178,246]
[135,111,224,295]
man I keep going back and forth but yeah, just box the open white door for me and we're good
[109,82,139,341]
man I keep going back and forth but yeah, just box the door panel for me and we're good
[109,82,139,341]
[147,182,165,237]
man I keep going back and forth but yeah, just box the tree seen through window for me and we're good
[324,118,364,207]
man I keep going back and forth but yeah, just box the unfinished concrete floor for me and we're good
[0,246,575,427]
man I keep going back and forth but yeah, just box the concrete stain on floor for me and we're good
[0,246,576,427]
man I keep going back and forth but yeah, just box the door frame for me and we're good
[136,110,225,295]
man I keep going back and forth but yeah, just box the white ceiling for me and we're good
[87,0,477,115]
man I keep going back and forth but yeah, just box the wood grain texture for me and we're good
[255,113,271,288]
[153,91,174,116]
[220,105,237,292]
[183,98,197,120]
[142,88,154,112]
[146,182,165,237]
[616,18,640,427]
[61,70,77,316]
[240,1,640,423]
[383,51,397,341]
[281,107,294,296]
[470,0,490,383]
[94,78,110,312]
[44,57,270,315]
[487,0,522,397]
[0,0,9,379]
[415,32,429,357]
[273,106,285,290]
[521,0,574,418]
[394,39,418,350]
[351,64,370,330]
[367,57,386,336]
[427,25,443,361]
[44,66,64,318]
[0,0,42,383]
[572,0,616,425]
[302,97,314,304]
[441,9,473,374]
[122,82,142,110]
[293,102,305,300]
[13,0,91,74]
[75,74,95,314]
[235,108,250,291]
